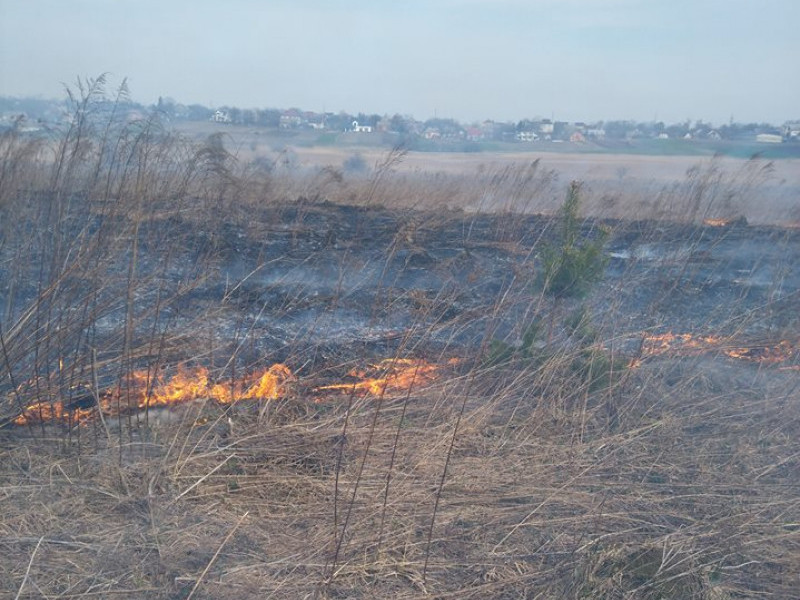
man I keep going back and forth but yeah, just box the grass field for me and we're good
[1,85,798,598]
[171,121,800,227]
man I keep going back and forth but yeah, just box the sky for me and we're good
[1,0,798,126]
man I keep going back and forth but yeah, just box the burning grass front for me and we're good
[1,356,798,598]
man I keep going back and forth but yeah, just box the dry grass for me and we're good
[2,357,798,598]
[1,81,799,598]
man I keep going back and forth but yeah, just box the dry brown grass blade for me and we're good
[13,535,42,600]
[170,452,237,505]
[185,511,249,600]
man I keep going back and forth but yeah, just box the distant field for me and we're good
[295,149,800,226]
[170,123,800,226]
[289,145,800,184]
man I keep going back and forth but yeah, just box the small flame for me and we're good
[721,340,795,364]
[12,400,95,426]
[703,218,734,227]
[632,332,798,368]
[135,363,295,407]
[639,332,724,356]
[315,358,440,395]
[12,363,295,426]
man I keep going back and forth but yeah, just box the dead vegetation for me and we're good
[1,79,799,598]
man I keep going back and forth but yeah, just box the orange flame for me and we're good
[11,399,96,426]
[315,358,440,395]
[639,332,725,357]
[134,363,295,407]
[12,363,295,426]
[632,332,798,368]
[10,358,449,426]
[703,218,734,227]
[721,340,796,364]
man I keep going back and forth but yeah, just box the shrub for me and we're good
[539,181,609,299]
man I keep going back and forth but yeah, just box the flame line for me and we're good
[10,358,447,426]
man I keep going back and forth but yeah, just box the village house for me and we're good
[586,127,606,139]
[279,109,303,129]
[756,133,783,144]
[516,130,539,142]
[466,127,486,141]
[211,110,231,123]
[569,131,586,143]
[351,120,373,133]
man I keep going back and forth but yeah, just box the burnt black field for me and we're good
[2,198,797,419]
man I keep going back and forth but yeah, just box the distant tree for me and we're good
[156,96,176,119]
[355,113,381,127]
[257,109,281,128]
[241,109,258,126]
[186,104,212,121]
[0,97,63,122]
[493,121,517,141]
[423,118,462,135]
[666,122,688,138]
[326,112,354,131]
[604,120,635,139]
[225,106,242,124]
[389,114,408,133]
[553,121,569,139]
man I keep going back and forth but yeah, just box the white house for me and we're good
[516,131,539,142]
[351,120,373,133]
[211,110,231,123]
[756,133,782,144]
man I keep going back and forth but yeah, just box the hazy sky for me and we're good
[1,0,797,125]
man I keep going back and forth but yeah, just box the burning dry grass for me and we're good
[1,81,799,598]
[1,357,799,598]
